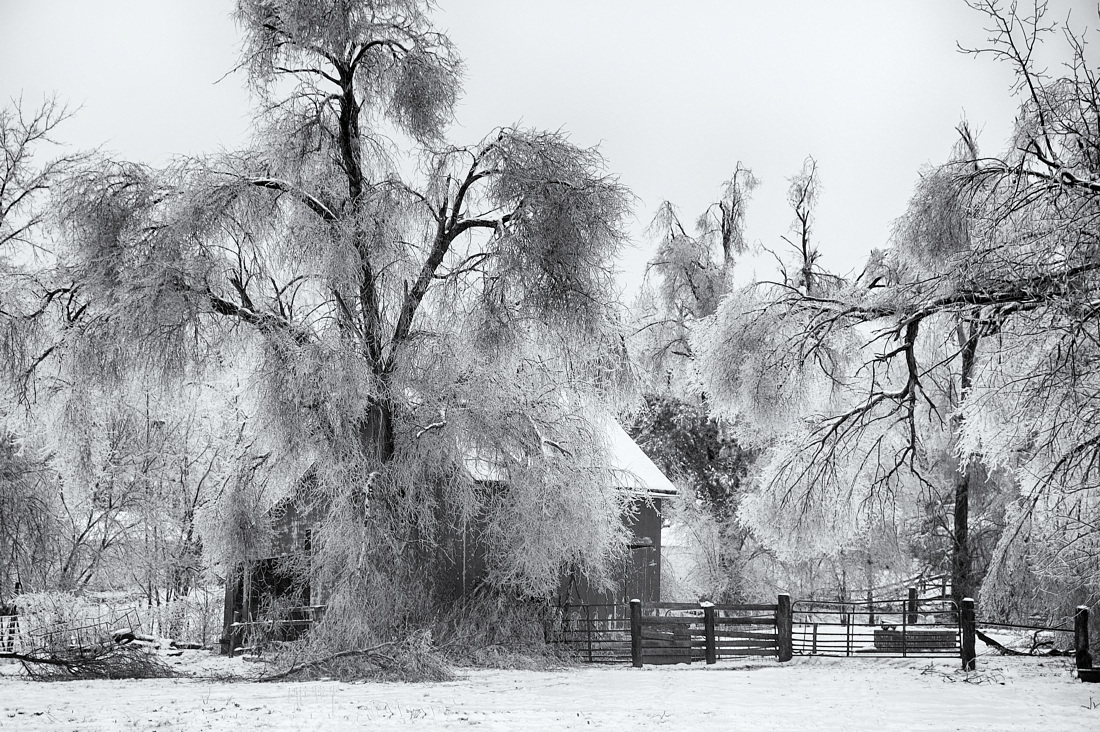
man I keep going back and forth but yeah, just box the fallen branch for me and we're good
[258,641,399,682]
[2,646,174,680]
[977,629,1028,656]
[0,651,73,667]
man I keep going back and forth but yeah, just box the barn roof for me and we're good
[463,417,678,497]
[603,417,678,497]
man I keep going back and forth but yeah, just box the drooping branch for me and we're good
[205,287,310,344]
[249,178,338,221]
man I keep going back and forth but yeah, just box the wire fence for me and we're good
[2,608,145,656]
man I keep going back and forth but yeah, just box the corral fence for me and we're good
[553,591,1098,673]
[792,594,961,659]
[976,606,1095,680]
[214,593,1096,678]
[548,603,631,664]
[551,596,793,667]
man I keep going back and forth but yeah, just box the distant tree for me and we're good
[51,0,633,641]
[627,394,749,520]
[0,97,84,398]
[769,156,841,296]
[0,434,56,598]
[0,97,86,600]
[631,165,757,389]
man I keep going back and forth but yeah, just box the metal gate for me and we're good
[792,598,960,658]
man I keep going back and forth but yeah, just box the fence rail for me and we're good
[548,603,632,664]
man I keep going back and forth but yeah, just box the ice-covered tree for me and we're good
[630,165,758,390]
[0,97,88,602]
[625,169,761,599]
[694,0,1100,610]
[49,0,634,644]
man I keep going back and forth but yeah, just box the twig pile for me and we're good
[2,644,175,681]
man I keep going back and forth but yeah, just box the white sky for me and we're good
[1,0,1093,290]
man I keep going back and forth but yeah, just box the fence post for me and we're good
[960,597,976,671]
[777,593,793,662]
[1075,605,1093,671]
[585,604,593,663]
[901,599,908,658]
[845,608,852,657]
[703,602,717,665]
[907,587,918,625]
[630,599,642,668]
[227,609,241,658]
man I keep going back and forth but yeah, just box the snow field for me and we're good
[1,653,1097,731]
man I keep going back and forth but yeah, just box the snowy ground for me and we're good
[2,651,1098,731]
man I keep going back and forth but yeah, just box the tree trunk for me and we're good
[951,460,973,605]
[358,400,394,464]
[951,321,979,607]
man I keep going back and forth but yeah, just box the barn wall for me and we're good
[557,497,665,605]
[433,512,490,600]
[223,490,670,652]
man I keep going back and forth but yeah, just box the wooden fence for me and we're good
[628,596,792,667]
[550,597,793,666]
[216,592,1095,676]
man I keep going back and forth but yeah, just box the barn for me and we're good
[220,418,677,653]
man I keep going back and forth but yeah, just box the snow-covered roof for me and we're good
[462,417,678,497]
[603,417,678,497]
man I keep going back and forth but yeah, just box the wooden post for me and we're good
[703,603,716,665]
[901,599,908,657]
[228,610,240,658]
[812,622,818,654]
[907,587,918,626]
[865,557,874,626]
[845,609,852,657]
[221,564,242,656]
[960,597,976,671]
[630,599,642,668]
[777,593,793,662]
[585,604,593,663]
[1075,605,1093,671]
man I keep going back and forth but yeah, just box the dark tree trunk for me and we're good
[951,462,973,605]
[358,400,394,464]
[951,322,979,607]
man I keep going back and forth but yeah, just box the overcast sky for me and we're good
[1,0,1093,290]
